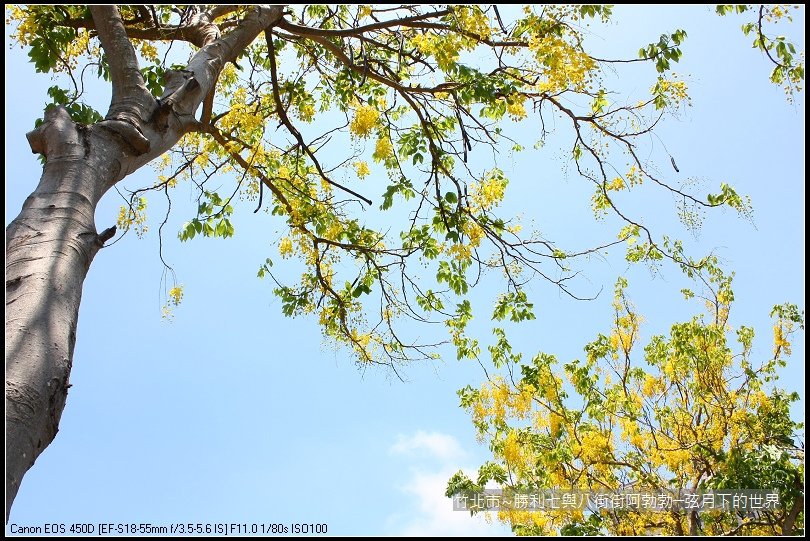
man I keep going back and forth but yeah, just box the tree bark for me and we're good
[5,5,285,520]
[5,107,122,519]
[782,491,803,536]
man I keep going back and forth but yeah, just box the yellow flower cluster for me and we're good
[116,197,148,238]
[156,174,177,188]
[625,165,642,186]
[454,6,492,40]
[350,104,379,138]
[447,243,472,261]
[642,374,658,397]
[8,6,97,69]
[608,165,643,192]
[502,430,522,464]
[530,34,597,93]
[7,6,37,46]
[296,101,315,123]
[615,512,655,536]
[138,40,159,63]
[462,220,485,248]
[619,417,646,448]
[490,378,510,420]
[410,32,465,71]
[278,237,294,258]
[409,8,491,72]
[653,78,690,105]
[472,376,537,428]
[505,94,528,121]
[168,286,184,306]
[218,63,239,90]
[350,329,372,349]
[470,170,508,211]
[373,136,394,162]
[62,31,92,69]
[608,310,640,359]
[353,160,370,179]
[220,88,264,136]
[161,285,184,320]
[773,323,792,355]
[577,429,613,463]
[607,176,625,191]
[549,412,562,438]
[513,383,535,416]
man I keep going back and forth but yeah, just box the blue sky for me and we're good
[5,6,804,536]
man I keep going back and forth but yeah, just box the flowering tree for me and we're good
[5,4,803,521]
[449,260,804,535]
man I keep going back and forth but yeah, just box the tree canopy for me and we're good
[9,5,800,366]
[4,4,805,532]
[449,263,804,535]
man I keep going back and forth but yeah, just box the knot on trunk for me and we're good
[97,116,151,155]
[25,105,80,158]
[152,70,201,131]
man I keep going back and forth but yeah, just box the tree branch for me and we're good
[277,9,450,38]
[266,31,372,206]
[292,32,459,95]
[89,6,154,120]
[65,6,222,48]
[107,6,286,179]
[783,491,803,535]
[207,5,243,21]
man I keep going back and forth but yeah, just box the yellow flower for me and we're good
[354,160,371,179]
[455,6,492,39]
[350,105,379,138]
[530,34,597,93]
[448,243,472,261]
[168,285,184,306]
[297,102,315,122]
[8,6,39,46]
[642,374,658,397]
[502,430,521,464]
[512,383,535,417]
[505,94,528,120]
[773,323,792,355]
[279,237,294,258]
[470,170,508,211]
[579,429,612,462]
[373,136,394,162]
[139,41,159,63]
[607,176,626,191]
[117,197,148,238]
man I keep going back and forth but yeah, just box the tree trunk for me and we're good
[782,491,803,535]
[5,107,121,520]
[4,6,285,521]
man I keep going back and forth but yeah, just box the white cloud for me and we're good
[386,431,509,537]
[389,430,466,464]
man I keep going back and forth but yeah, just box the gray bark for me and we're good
[6,106,122,516]
[5,5,284,520]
